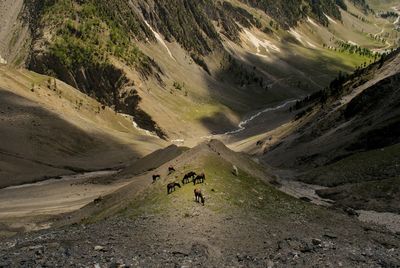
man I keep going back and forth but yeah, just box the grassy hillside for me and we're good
[124,154,308,219]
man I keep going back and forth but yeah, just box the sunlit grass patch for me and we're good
[124,154,314,220]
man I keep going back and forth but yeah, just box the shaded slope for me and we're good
[263,50,400,167]
[0,66,166,188]
[260,50,400,212]
[114,144,189,178]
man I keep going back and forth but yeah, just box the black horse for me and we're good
[168,166,176,175]
[152,174,161,183]
[182,171,196,184]
[194,188,205,205]
[167,182,181,194]
[193,173,205,185]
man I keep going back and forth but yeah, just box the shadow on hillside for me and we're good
[199,111,238,135]
[198,43,362,135]
[0,89,148,188]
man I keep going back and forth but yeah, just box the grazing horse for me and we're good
[167,182,181,194]
[168,166,176,174]
[152,174,161,183]
[193,173,205,185]
[182,171,196,184]
[194,188,205,205]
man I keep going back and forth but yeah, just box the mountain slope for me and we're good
[65,139,269,222]
[260,49,400,212]
[1,0,395,141]
[0,66,166,188]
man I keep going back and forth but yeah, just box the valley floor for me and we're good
[0,171,128,234]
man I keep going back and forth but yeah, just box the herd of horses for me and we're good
[152,166,205,205]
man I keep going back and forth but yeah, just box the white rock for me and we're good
[94,245,104,251]
[0,54,7,65]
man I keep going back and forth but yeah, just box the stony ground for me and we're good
[1,198,400,267]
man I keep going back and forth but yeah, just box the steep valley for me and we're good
[0,0,400,267]
[1,0,397,140]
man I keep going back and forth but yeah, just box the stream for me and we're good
[223,99,298,136]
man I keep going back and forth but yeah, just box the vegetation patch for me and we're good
[42,0,153,70]
[124,154,313,219]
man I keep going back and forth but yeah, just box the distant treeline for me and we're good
[292,48,399,114]
[379,11,399,19]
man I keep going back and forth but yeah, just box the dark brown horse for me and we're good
[193,173,205,185]
[152,174,161,183]
[168,166,176,174]
[194,188,205,205]
[182,171,196,184]
[167,182,181,194]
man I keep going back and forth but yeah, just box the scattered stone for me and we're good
[344,207,359,217]
[232,165,239,176]
[28,245,43,251]
[300,196,312,202]
[323,233,337,239]
[289,251,300,259]
[236,254,255,262]
[109,261,127,268]
[94,246,105,252]
[321,241,336,250]
[172,251,188,257]
[266,259,275,268]
[94,196,103,204]
[299,242,313,253]
[312,238,322,246]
